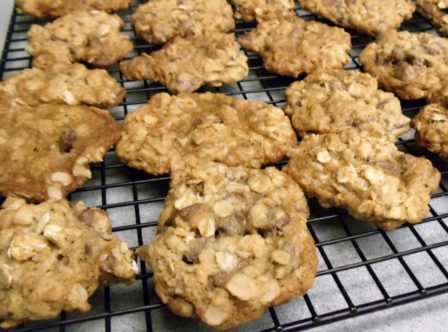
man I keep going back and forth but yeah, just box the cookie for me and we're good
[27,10,133,69]
[359,31,448,100]
[120,32,248,93]
[284,129,441,231]
[0,197,137,328]
[0,64,125,109]
[416,0,448,36]
[137,163,317,330]
[284,69,410,138]
[238,17,351,77]
[412,103,448,158]
[0,104,120,202]
[116,92,296,175]
[233,0,296,23]
[299,0,415,36]
[132,0,235,44]
[16,0,131,18]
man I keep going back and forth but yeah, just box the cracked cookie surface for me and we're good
[132,0,235,44]
[412,103,448,158]
[284,69,410,138]
[233,0,296,22]
[120,32,248,93]
[116,92,296,175]
[137,163,317,330]
[0,197,137,329]
[300,0,415,36]
[16,0,131,18]
[284,130,441,231]
[359,31,448,100]
[238,17,351,77]
[417,0,448,36]
[0,104,120,202]
[0,64,125,109]
[27,10,133,69]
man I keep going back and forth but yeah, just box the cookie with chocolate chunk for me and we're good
[416,0,448,36]
[0,104,120,202]
[137,163,317,330]
[284,129,441,231]
[27,10,133,69]
[0,197,136,329]
[120,32,248,93]
[238,17,351,77]
[233,0,296,22]
[359,31,448,100]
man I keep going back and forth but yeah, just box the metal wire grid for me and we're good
[1,1,448,331]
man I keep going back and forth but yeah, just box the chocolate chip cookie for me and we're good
[238,17,351,77]
[137,163,317,330]
[27,10,133,69]
[233,0,296,22]
[0,104,120,202]
[132,0,235,44]
[284,129,441,231]
[359,31,448,100]
[120,32,248,93]
[284,69,410,137]
[116,92,296,175]
[300,0,415,36]
[0,197,137,329]
[416,0,448,36]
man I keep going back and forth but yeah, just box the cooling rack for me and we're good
[1,1,448,331]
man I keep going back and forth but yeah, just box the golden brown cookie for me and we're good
[0,64,125,109]
[238,17,351,77]
[120,32,248,93]
[284,129,441,231]
[132,0,235,44]
[300,0,415,36]
[416,0,448,36]
[0,197,137,328]
[233,0,296,22]
[27,10,133,69]
[284,69,410,138]
[137,163,317,330]
[0,104,120,202]
[116,92,296,175]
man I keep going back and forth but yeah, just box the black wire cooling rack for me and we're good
[1,1,448,331]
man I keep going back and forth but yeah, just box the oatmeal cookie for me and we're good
[0,197,137,328]
[132,0,235,44]
[359,31,448,100]
[416,0,448,36]
[284,130,441,230]
[116,92,296,175]
[120,33,248,93]
[299,0,415,36]
[233,0,296,23]
[27,10,133,69]
[0,104,120,202]
[412,103,448,158]
[284,69,410,137]
[137,163,317,330]
[238,17,351,77]
[0,64,125,109]
[16,0,131,18]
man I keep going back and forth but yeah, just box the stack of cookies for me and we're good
[0,0,446,330]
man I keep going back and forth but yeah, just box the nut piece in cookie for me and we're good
[359,31,448,100]
[233,0,296,23]
[238,17,351,77]
[412,103,448,158]
[0,104,120,202]
[137,163,317,330]
[0,64,125,109]
[27,10,133,69]
[300,0,415,36]
[284,69,410,138]
[16,0,131,18]
[132,0,235,44]
[284,130,441,231]
[116,92,297,175]
[0,197,137,328]
[120,32,248,93]
[416,0,448,37]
